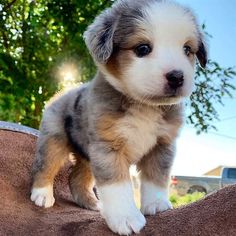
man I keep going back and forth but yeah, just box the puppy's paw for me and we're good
[141,197,172,215]
[31,185,55,208]
[102,206,146,235]
[141,181,172,215]
[98,182,146,235]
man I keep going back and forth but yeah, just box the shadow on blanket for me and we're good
[0,128,235,236]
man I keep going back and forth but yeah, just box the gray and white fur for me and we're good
[30,0,207,235]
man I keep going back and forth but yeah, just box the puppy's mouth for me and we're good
[125,84,188,106]
[135,88,185,106]
[132,92,182,106]
[148,94,182,105]
[165,83,185,95]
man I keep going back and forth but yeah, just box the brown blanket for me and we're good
[0,129,235,236]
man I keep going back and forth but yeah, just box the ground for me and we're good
[0,129,236,236]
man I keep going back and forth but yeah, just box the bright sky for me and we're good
[172,0,236,176]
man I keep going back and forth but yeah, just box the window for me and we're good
[227,168,236,179]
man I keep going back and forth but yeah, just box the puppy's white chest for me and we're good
[118,107,161,160]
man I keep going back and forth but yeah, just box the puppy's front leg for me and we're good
[137,140,175,215]
[90,145,146,235]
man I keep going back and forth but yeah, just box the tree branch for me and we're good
[4,0,18,11]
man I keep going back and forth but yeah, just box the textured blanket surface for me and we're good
[0,129,236,236]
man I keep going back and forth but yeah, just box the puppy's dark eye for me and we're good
[183,45,192,56]
[134,44,152,57]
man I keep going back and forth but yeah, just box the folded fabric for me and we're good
[0,124,235,236]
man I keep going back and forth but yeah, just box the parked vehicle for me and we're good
[221,167,236,188]
[170,167,236,195]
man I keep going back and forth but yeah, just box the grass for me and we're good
[169,192,205,208]
[133,187,205,209]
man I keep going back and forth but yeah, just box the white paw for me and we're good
[141,198,172,215]
[103,205,146,235]
[98,182,146,235]
[30,186,55,208]
[141,181,172,215]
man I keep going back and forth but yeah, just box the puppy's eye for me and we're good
[134,44,152,57]
[183,45,192,56]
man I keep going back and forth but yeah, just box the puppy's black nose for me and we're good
[166,70,184,89]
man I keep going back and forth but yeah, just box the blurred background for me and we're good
[0,0,235,206]
[174,0,236,175]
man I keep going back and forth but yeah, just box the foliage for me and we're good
[0,0,112,127]
[169,192,205,208]
[188,61,236,133]
[0,0,235,130]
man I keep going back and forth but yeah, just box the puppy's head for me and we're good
[84,0,207,105]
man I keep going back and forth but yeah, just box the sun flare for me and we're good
[57,62,80,89]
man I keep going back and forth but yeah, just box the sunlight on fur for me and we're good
[130,165,141,208]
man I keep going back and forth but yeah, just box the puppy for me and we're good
[30,0,207,235]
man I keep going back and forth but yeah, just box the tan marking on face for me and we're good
[106,51,121,79]
[119,33,152,50]
[106,49,133,80]
[69,156,98,210]
[185,37,199,65]
[33,137,69,188]
[106,26,152,79]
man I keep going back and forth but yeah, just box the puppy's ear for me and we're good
[196,40,207,68]
[83,10,117,64]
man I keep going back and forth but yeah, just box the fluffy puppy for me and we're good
[30,0,207,235]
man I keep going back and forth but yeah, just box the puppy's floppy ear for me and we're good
[83,10,117,64]
[196,40,208,68]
